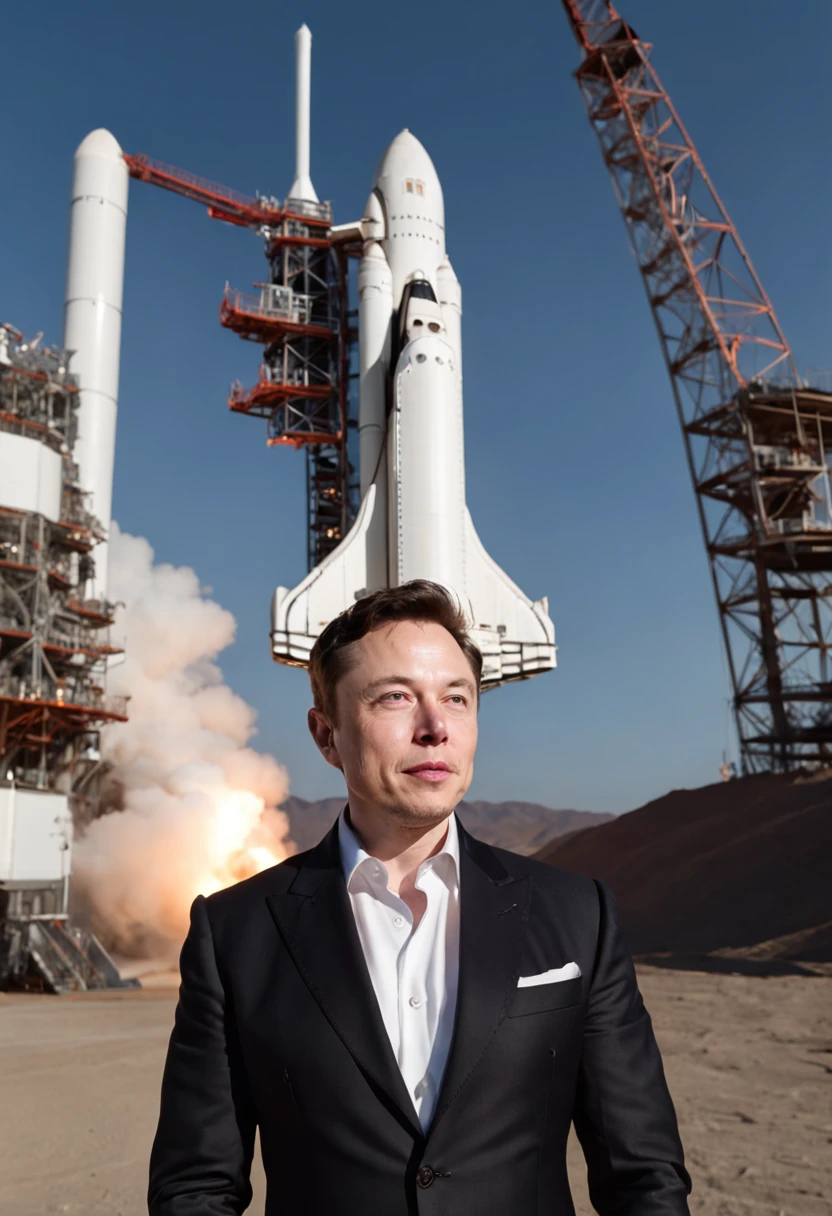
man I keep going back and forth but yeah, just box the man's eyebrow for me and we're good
[362,675,415,692]
[446,677,476,693]
[362,675,476,694]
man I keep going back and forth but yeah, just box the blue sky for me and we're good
[2,1,830,814]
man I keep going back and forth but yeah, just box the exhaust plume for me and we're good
[73,524,292,959]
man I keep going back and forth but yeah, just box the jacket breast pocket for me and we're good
[506,976,581,1017]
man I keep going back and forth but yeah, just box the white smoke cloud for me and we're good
[73,523,293,958]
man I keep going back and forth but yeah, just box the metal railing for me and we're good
[754,446,825,472]
[804,368,832,394]
[772,513,832,536]
[285,197,333,223]
[224,284,314,326]
[0,618,113,655]
[0,673,128,717]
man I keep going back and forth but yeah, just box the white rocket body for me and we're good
[272,130,556,685]
[63,128,128,600]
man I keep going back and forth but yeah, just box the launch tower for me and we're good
[125,26,358,572]
[563,0,832,774]
[0,324,131,991]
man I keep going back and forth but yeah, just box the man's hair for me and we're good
[308,580,483,723]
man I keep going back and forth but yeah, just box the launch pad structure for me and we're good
[124,12,832,768]
[563,0,832,775]
[0,324,134,992]
[125,151,358,573]
[124,30,358,574]
[125,24,556,687]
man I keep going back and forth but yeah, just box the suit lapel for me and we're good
[266,819,422,1138]
[427,823,532,1138]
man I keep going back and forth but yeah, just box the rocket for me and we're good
[58,27,555,685]
[63,128,129,602]
[271,31,556,686]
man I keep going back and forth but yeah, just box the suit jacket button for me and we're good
[417,1165,435,1189]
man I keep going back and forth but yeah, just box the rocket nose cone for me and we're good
[74,128,124,161]
[373,129,435,185]
[372,129,443,218]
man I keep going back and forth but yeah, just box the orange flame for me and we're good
[195,789,288,900]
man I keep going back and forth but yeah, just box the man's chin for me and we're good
[386,781,466,827]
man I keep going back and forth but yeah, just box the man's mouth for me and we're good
[402,762,454,783]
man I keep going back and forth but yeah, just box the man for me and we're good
[149,580,692,1215]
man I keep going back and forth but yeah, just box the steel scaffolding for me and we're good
[0,325,127,793]
[563,1,832,772]
[125,154,360,572]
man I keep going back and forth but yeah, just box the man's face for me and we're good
[311,619,478,828]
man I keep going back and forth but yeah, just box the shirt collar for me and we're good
[338,804,460,890]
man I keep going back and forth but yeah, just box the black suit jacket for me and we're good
[149,816,692,1215]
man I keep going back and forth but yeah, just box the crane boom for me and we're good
[124,154,330,230]
[123,153,286,229]
[563,1,832,773]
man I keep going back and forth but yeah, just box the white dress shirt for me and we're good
[338,807,461,1131]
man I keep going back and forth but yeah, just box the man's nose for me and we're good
[415,700,448,745]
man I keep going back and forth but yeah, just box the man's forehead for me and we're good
[358,618,461,655]
[343,619,470,675]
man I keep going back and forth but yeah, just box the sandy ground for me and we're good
[1,964,830,1216]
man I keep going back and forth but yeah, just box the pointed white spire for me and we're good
[288,23,318,202]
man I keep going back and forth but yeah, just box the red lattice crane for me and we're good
[563,1,832,773]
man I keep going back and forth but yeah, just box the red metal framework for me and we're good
[126,155,359,568]
[123,154,285,229]
[563,1,832,772]
[0,335,128,789]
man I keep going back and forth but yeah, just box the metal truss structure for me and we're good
[125,156,359,570]
[563,1,832,772]
[0,327,127,793]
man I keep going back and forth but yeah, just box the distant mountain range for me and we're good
[280,796,614,856]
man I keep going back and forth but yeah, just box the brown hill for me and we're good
[535,770,832,964]
[281,796,612,856]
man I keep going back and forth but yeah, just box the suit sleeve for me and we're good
[148,894,258,1215]
[571,878,693,1216]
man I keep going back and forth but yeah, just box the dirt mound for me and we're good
[535,771,832,962]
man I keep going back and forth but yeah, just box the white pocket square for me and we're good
[517,961,581,987]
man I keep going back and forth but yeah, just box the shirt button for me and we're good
[393,915,405,928]
[409,995,423,1009]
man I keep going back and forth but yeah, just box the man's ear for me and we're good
[308,708,343,770]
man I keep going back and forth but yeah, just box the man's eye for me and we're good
[448,695,466,705]
[384,692,405,702]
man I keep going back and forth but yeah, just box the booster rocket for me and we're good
[271,31,556,686]
[63,128,128,601]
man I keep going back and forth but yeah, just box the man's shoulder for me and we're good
[466,832,600,906]
[471,837,606,947]
[203,846,313,918]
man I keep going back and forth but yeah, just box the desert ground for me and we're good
[1,964,829,1216]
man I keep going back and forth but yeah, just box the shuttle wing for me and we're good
[462,508,556,687]
[271,485,378,665]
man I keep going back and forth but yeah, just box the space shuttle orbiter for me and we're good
[271,30,555,687]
